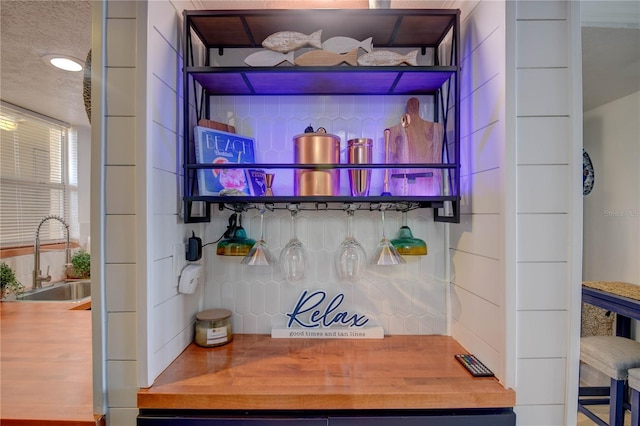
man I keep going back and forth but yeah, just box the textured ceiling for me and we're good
[0,1,92,127]
[0,1,638,129]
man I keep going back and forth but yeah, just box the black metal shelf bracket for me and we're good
[181,9,461,224]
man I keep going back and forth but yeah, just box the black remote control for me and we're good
[454,354,494,377]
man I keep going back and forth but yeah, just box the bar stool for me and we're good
[629,367,640,426]
[579,336,640,426]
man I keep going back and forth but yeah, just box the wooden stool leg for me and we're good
[632,388,640,426]
[610,378,625,426]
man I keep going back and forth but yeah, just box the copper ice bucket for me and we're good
[293,133,341,196]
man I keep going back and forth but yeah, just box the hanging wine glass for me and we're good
[371,209,406,266]
[391,210,427,256]
[279,208,307,283]
[241,208,277,266]
[334,209,367,281]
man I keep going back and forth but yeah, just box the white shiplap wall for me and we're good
[100,2,140,424]
[98,1,204,425]
[513,2,582,425]
[450,1,582,424]
[449,0,508,382]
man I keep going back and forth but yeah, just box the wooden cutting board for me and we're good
[198,118,236,134]
[387,98,444,196]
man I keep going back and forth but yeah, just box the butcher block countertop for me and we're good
[138,334,515,411]
[0,301,104,426]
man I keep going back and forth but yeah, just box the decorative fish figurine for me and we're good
[262,30,322,53]
[357,49,419,67]
[244,50,295,67]
[294,48,358,67]
[322,36,374,54]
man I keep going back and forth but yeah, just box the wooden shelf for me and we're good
[187,9,458,49]
[190,66,456,96]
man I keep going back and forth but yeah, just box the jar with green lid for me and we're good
[194,308,233,347]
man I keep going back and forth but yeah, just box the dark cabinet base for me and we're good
[138,409,516,426]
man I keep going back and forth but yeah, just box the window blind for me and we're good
[0,103,77,248]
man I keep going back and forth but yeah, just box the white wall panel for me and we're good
[107,312,137,359]
[517,214,569,262]
[517,164,570,213]
[516,21,568,68]
[517,310,568,358]
[150,0,181,52]
[105,215,137,264]
[460,27,502,99]
[516,358,567,405]
[106,18,137,67]
[450,314,502,378]
[151,169,178,215]
[450,285,502,352]
[151,121,178,173]
[106,408,138,426]
[450,213,501,259]
[459,168,502,214]
[517,262,568,311]
[150,76,178,134]
[516,1,567,20]
[517,116,570,165]
[106,0,136,18]
[151,257,176,307]
[149,28,179,95]
[106,360,138,407]
[513,404,566,426]
[105,68,136,116]
[460,75,502,138]
[151,214,180,261]
[105,264,137,312]
[150,288,200,353]
[459,121,502,177]
[450,249,502,306]
[106,166,137,214]
[516,68,570,116]
[459,0,502,62]
[149,322,195,381]
[583,92,640,284]
[106,117,136,165]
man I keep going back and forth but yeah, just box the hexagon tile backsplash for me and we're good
[200,95,448,336]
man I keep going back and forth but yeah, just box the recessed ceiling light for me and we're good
[42,54,84,72]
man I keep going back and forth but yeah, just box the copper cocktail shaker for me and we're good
[293,132,340,196]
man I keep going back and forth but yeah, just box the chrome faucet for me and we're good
[33,215,70,289]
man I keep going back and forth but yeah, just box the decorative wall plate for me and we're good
[583,148,595,196]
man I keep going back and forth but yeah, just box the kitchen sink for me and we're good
[15,280,91,302]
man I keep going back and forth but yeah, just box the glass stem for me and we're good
[381,210,387,239]
[290,210,298,240]
[347,210,355,239]
[402,210,408,227]
[259,209,265,241]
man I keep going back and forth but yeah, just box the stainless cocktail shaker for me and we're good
[347,138,372,196]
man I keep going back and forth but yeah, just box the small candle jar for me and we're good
[194,309,233,347]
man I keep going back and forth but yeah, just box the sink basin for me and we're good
[16,281,91,302]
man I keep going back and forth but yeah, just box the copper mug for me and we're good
[293,132,340,196]
[347,138,372,196]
